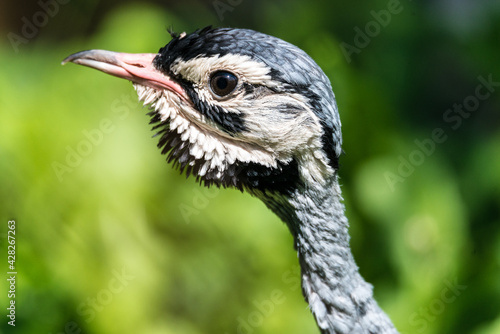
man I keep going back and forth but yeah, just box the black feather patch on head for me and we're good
[154,26,217,75]
[280,83,341,171]
[179,82,247,135]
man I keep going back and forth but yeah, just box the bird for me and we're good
[63,26,398,334]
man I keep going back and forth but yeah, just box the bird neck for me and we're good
[260,175,398,334]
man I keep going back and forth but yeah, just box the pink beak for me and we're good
[62,50,187,101]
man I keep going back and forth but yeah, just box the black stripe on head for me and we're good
[303,88,340,171]
[179,81,247,135]
[280,83,340,171]
[320,125,339,170]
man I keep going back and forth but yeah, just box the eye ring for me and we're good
[209,71,238,98]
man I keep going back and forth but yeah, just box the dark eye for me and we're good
[209,71,238,97]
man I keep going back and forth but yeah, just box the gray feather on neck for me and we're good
[257,174,398,334]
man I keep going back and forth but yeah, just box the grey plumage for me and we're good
[63,27,398,334]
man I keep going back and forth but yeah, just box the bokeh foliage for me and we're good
[1,1,499,333]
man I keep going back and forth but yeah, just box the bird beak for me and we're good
[62,50,187,100]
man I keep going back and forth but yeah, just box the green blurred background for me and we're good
[1,0,499,333]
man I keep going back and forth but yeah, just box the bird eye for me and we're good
[209,71,238,97]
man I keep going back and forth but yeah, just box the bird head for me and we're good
[63,27,342,197]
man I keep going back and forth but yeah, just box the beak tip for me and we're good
[61,53,78,65]
[61,50,97,66]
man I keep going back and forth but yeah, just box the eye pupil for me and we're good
[210,71,238,97]
[216,77,228,90]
